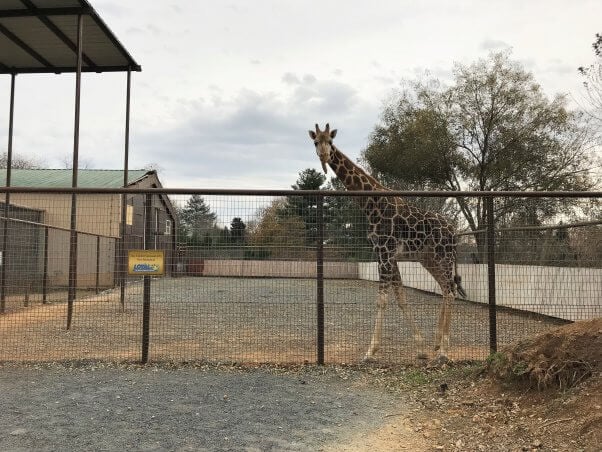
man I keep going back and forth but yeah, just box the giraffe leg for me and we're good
[363,287,388,361]
[426,261,455,362]
[391,267,426,359]
[434,291,453,360]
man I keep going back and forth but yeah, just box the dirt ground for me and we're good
[1,278,597,450]
[0,277,565,364]
[405,318,602,451]
[1,319,599,451]
[0,363,599,451]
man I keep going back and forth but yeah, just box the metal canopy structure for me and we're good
[1,0,139,325]
[0,0,140,74]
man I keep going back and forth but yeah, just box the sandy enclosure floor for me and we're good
[0,277,564,364]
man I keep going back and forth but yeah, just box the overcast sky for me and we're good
[0,0,601,192]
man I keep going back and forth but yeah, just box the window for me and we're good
[126,205,134,226]
[165,219,172,235]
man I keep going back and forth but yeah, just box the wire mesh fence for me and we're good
[0,188,599,365]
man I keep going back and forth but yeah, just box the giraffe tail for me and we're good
[454,275,467,298]
[453,238,467,298]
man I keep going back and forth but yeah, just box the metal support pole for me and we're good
[0,73,15,314]
[141,193,152,364]
[316,194,325,365]
[42,226,48,304]
[486,196,498,353]
[95,235,100,294]
[119,68,131,310]
[67,13,83,329]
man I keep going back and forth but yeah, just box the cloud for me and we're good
[302,74,317,84]
[282,72,300,85]
[542,59,574,75]
[132,74,378,189]
[480,38,511,51]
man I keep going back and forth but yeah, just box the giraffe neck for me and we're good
[329,146,387,191]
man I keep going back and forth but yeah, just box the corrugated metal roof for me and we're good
[0,0,140,74]
[0,169,151,188]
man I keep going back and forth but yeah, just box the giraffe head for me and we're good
[308,123,337,173]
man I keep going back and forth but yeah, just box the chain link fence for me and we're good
[0,188,599,364]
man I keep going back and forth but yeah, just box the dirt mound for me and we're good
[488,318,602,389]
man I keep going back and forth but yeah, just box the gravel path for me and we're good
[0,364,422,451]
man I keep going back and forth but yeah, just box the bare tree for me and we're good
[0,152,43,169]
[578,33,602,122]
[363,52,599,258]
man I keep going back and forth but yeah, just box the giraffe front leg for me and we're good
[363,288,388,362]
[393,284,427,360]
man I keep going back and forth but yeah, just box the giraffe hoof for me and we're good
[431,355,450,367]
[361,355,377,364]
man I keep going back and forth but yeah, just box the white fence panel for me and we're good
[358,262,602,321]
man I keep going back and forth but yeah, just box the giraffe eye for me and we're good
[314,141,319,146]
[328,140,333,145]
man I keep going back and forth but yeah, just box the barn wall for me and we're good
[46,228,116,288]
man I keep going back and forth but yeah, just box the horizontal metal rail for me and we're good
[0,187,601,198]
[0,215,119,239]
[456,219,602,236]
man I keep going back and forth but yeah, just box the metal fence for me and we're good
[0,187,600,365]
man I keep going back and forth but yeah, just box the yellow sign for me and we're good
[128,250,165,276]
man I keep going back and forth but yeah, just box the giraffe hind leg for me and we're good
[427,264,455,361]
[363,287,387,362]
[434,291,453,361]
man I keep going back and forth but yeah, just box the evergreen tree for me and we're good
[230,217,246,244]
[324,177,372,260]
[284,168,327,247]
[179,195,217,245]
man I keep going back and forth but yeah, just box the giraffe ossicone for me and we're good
[308,123,467,362]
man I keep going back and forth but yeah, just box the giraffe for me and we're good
[308,123,466,362]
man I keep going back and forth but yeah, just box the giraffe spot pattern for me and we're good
[309,124,464,358]
[309,127,461,298]
[365,196,458,272]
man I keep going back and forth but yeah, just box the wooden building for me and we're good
[0,169,176,289]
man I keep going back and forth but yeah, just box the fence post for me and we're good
[95,236,100,294]
[316,194,325,365]
[120,69,131,311]
[486,195,498,353]
[66,13,83,331]
[0,74,16,314]
[66,225,77,330]
[141,193,152,364]
[42,226,48,304]
[0,205,8,314]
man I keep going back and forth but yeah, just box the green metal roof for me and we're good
[0,169,152,188]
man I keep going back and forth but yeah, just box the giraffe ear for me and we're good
[330,129,337,139]
[309,130,317,139]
